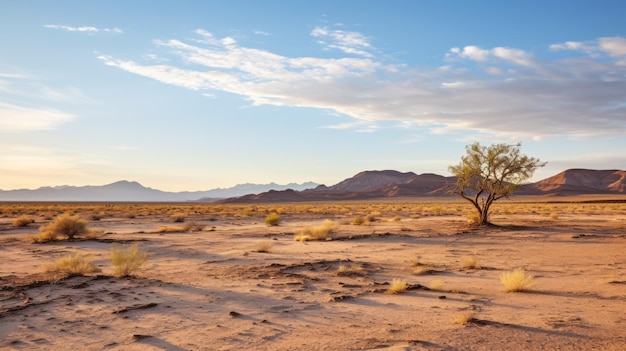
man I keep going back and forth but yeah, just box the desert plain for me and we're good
[0,198,625,351]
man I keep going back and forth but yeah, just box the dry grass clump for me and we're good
[43,254,97,279]
[454,311,476,326]
[294,220,336,241]
[265,213,281,226]
[34,213,89,242]
[254,241,274,253]
[460,255,480,270]
[500,268,535,292]
[156,221,206,233]
[171,213,186,222]
[429,279,445,291]
[111,243,149,278]
[13,215,35,227]
[352,216,367,225]
[336,263,365,276]
[386,279,408,294]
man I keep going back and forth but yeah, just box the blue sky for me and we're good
[1,1,625,191]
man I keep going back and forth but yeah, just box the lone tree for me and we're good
[448,142,545,226]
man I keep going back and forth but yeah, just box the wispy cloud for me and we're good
[97,29,626,139]
[44,24,123,34]
[0,102,76,131]
[311,26,373,57]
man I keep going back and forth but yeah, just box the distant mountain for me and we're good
[221,169,626,203]
[0,181,319,202]
[519,169,626,195]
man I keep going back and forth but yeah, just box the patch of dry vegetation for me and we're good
[12,215,35,227]
[33,213,89,242]
[265,213,281,226]
[386,279,408,294]
[500,268,535,292]
[294,220,336,241]
[43,254,97,279]
[336,263,364,276]
[254,241,274,253]
[111,243,149,278]
[454,311,476,326]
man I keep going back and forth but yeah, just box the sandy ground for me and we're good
[1,208,625,350]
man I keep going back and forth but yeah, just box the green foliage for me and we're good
[448,142,545,225]
[111,243,149,278]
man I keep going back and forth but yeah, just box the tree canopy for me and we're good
[448,142,545,226]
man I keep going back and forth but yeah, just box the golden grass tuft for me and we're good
[454,311,476,326]
[460,255,480,270]
[412,265,431,275]
[429,279,445,291]
[13,215,35,227]
[43,254,97,279]
[294,220,336,241]
[500,268,535,292]
[34,213,89,242]
[254,241,274,253]
[336,263,364,276]
[265,213,281,226]
[386,279,408,294]
[111,243,149,278]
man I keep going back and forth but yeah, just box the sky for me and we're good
[1,0,625,192]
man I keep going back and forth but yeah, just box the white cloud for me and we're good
[0,102,76,131]
[44,24,123,34]
[311,26,373,57]
[551,37,626,58]
[98,30,626,139]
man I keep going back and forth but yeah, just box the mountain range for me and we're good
[0,169,624,202]
[220,169,626,203]
[0,181,319,202]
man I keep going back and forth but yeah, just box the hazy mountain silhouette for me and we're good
[221,169,626,203]
[0,181,319,202]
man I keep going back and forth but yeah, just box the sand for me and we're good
[1,206,625,350]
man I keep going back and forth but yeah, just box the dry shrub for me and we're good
[13,215,35,227]
[500,268,535,292]
[43,254,97,279]
[454,311,476,326]
[254,241,274,253]
[265,213,281,226]
[413,265,431,275]
[34,213,88,242]
[391,215,402,222]
[111,243,149,278]
[429,279,445,291]
[460,255,479,270]
[294,220,336,241]
[183,221,205,232]
[352,216,366,225]
[386,279,408,294]
[550,212,559,220]
[336,263,364,276]
[172,213,186,222]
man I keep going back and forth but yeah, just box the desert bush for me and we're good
[386,279,408,294]
[429,279,445,291]
[182,221,206,232]
[254,241,274,253]
[352,216,366,225]
[34,213,89,242]
[550,212,559,220]
[391,215,402,222]
[413,265,431,275]
[111,243,149,278]
[500,268,535,292]
[43,254,97,279]
[336,263,364,276]
[454,311,476,326]
[13,215,35,227]
[265,213,281,226]
[172,213,186,222]
[460,255,479,270]
[294,220,336,241]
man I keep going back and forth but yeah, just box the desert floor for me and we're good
[1,200,625,350]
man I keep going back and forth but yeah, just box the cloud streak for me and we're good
[0,102,76,131]
[45,24,123,34]
[98,28,626,138]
